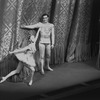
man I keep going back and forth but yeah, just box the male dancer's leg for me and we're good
[46,44,53,71]
[39,43,45,74]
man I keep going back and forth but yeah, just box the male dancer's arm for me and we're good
[51,25,55,48]
[21,22,41,29]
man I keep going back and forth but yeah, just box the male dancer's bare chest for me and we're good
[40,25,52,35]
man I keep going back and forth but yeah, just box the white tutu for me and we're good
[15,52,36,67]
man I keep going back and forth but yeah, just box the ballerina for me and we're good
[0,35,36,86]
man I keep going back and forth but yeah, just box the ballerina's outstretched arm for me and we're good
[9,46,30,54]
[34,28,41,45]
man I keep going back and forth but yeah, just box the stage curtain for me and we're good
[50,0,76,64]
[97,47,100,68]
[0,0,18,60]
[0,0,25,81]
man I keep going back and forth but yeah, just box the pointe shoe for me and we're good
[47,67,53,71]
[28,80,33,86]
[0,77,6,83]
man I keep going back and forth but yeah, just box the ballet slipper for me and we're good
[0,77,6,83]
[28,80,33,86]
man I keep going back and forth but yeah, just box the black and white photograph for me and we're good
[0,0,100,100]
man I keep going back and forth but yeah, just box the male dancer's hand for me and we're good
[9,51,13,54]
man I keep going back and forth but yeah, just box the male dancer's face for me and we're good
[43,15,49,23]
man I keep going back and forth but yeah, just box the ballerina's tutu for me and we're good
[15,51,36,67]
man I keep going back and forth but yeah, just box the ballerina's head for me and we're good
[29,35,35,43]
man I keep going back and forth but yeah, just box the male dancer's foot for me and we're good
[41,69,45,75]
[47,66,53,71]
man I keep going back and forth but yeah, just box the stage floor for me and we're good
[0,57,100,100]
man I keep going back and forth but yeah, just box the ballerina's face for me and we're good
[30,35,35,42]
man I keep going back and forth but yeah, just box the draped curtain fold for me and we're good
[50,0,76,64]
[66,0,93,62]
[0,0,18,60]
[0,0,98,81]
